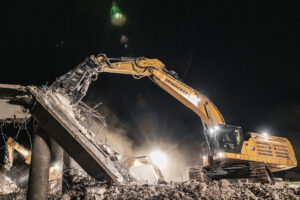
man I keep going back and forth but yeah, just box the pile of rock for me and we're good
[50,178,300,200]
[0,175,20,196]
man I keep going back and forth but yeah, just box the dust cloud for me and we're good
[90,104,199,182]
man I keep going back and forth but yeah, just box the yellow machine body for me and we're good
[203,132,297,172]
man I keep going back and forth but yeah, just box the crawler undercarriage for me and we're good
[189,161,275,184]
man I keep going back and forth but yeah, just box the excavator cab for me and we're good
[214,124,243,154]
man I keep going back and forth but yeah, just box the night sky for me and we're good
[1,1,300,175]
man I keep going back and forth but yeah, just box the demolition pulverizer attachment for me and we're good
[50,56,100,105]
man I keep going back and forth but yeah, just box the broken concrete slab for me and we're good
[0,84,28,99]
[0,99,30,121]
[0,84,31,122]
[0,84,133,183]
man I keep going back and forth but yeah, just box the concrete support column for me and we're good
[27,127,50,200]
[50,139,64,194]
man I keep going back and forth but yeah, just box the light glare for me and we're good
[217,152,224,158]
[214,125,219,130]
[150,150,167,169]
[133,160,142,167]
[262,132,268,136]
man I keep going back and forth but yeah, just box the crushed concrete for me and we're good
[0,176,19,196]
[42,177,300,200]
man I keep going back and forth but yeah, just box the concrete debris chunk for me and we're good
[218,179,231,187]
[0,176,19,195]
[61,194,71,200]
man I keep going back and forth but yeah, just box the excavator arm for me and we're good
[93,55,225,130]
[94,55,226,156]
[1,138,62,181]
[124,156,166,183]
[3,137,31,171]
[51,54,225,156]
[52,54,224,130]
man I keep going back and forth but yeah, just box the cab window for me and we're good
[216,127,243,153]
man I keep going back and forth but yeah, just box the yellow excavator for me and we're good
[51,54,297,183]
[0,137,61,182]
[124,156,166,183]
[0,137,165,184]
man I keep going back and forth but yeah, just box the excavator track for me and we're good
[189,167,210,182]
[249,161,275,184]
[189,162,275,184]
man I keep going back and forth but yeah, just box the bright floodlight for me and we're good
[217,152,224,158]
[262,132,268,136]
[150,150,167,169]
[133,160,142,167]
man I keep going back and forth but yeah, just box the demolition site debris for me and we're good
[2,177,300,200]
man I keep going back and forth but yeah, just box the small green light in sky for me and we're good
[110,2,126,26]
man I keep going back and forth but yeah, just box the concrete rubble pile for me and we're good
[52,178,299,200]
[2,176,300,200]
[0,176,19,196]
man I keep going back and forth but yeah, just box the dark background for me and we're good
[1,0,300,177]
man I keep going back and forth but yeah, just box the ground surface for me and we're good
[3,177,299,200]
[56,179,300,200]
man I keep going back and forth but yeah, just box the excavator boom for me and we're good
[3,137,31,171]
[94,55,225,129]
